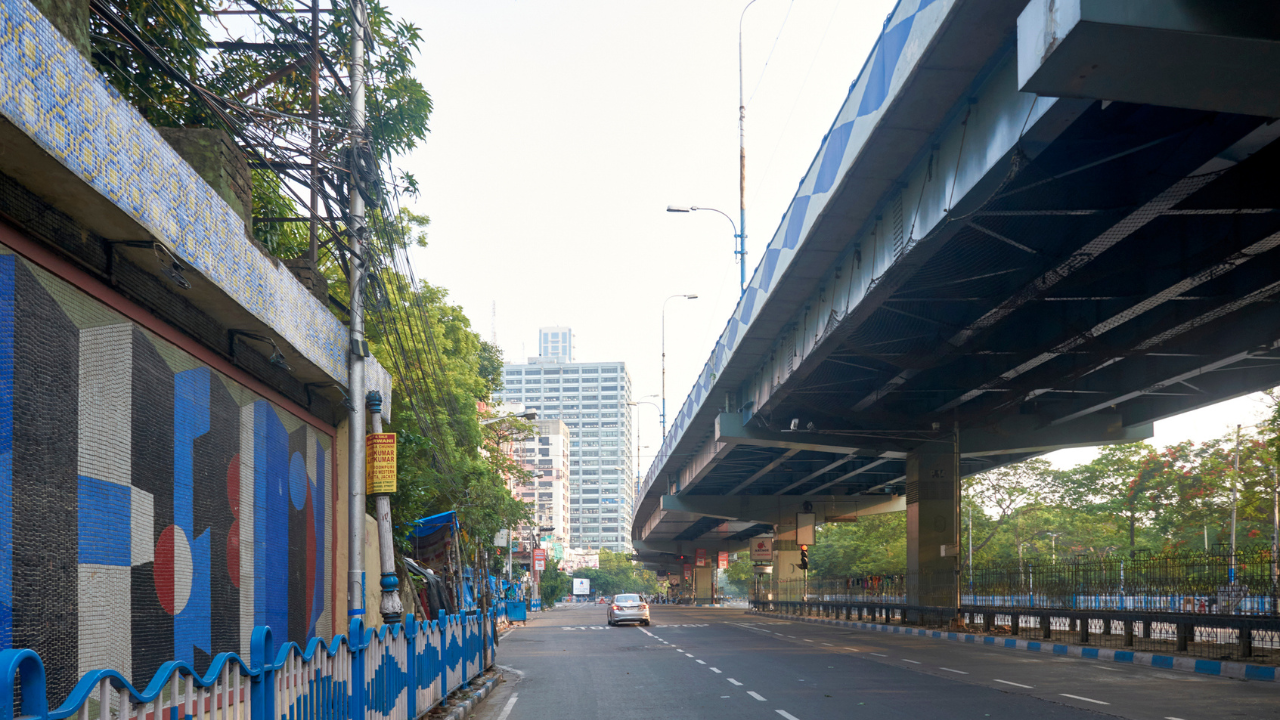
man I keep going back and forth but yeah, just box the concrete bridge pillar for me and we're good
[905,443,960,609]
[693,567,716,604]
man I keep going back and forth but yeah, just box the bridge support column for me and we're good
[693,567,716,605]
[906,443,961,610]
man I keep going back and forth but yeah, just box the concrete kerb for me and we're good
[748,610,1279,683]
[435,669,503,720]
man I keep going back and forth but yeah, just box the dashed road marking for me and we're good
[685,653,695,657]
[697,660,706,664]
[994,680,1033,689]
[821,643,832,646]
[728,679,743,686]
[710,668,722,673]
[939,668,968,675]
[1061,694,1109,706]
[748,691,767,702]
[902,659,921,664]
[776,711,800,720]
[869,653,887,657]
[803,639,814,643]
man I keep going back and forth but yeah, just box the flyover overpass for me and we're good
[633,0,1280,605]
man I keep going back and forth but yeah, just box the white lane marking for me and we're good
[939,668,968,675]
[820,643,832,646]
[845,648,859,651]
[748,691,767,702]
[685,653,695,657]
[728,678,743,686]
[993,679,1033,689]
[697,660,706,664]
[1166,717,1187,720]
[787,635,797,638]
[803,639,814,643]
[710,667,722,673]
[902,660,921,664]
[777,711,800,720]
[1061,694,1110,706]
[869,653,887,657]
[494,693,519,720]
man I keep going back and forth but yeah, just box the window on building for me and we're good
[526,369,541,375]
[563,368,579,374]
[544,368,560,375]
[538,480,553,488]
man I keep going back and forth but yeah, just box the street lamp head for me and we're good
[521,410,538,420]
[666,205,692,213]
[685,294,698,299]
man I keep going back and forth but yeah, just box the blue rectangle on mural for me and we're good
[77,476,131,566]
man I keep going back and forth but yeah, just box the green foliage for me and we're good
[809,514,907,578]
[250,170,309,257]
[539,559,570,609]
[571,550,660,596]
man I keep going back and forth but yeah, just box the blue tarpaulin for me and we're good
[409,510,456,537]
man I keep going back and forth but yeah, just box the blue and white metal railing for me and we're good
[0,605,506,720]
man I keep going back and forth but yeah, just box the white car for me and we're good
[606,593,650,626]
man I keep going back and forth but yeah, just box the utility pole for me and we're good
[308,0,320,267]
[1232,423,1240,584]
[369,392,403,624]
[346,0,369,626]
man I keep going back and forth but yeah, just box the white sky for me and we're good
[389,0,1269,476]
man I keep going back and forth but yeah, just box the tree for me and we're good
[572,550,659,596]
[539,559,570,609]
[808,514,907,578]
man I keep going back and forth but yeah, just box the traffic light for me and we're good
[799,544,809,570]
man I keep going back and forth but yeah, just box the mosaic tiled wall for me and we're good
[0,245,334,699]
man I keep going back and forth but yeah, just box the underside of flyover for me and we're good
[635,0,1280,608]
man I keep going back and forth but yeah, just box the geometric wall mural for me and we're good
[0,246,334,698]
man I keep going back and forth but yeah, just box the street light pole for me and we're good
[666,206,739,287]
[1232,423,1241,584]
[738,0,760,293]
[662,294,698,437]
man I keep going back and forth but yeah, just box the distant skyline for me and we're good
[393,0,1270,478]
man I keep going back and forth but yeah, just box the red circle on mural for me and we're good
[155,525,193,615]
[227,519,240,588]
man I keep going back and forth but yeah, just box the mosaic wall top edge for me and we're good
[0,0,393,402]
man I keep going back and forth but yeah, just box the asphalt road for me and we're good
[475,604,1278,720]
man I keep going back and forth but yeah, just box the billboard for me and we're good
[718,551,729,569]
[365,433,397,493]
[533,548,546,571]
[750,538,773,562]
[573,578,591,595]
[695,548,706,567]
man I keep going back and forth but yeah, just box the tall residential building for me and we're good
[539,326,573,362]
[502,413,572,546]
[500,350,635,554]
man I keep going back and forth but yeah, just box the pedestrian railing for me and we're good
[0,606,505,720]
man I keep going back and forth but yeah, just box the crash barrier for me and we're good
[0,606,506,720]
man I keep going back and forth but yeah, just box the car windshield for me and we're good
[615,594,641,603]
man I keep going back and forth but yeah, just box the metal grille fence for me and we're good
[751,547,1280,663]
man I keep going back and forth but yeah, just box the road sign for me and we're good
[695,548,706,567]
[750,538,772,562]
[533,549,546,571]
[717,551,728,569]
[493,529,509,547]
[573,578,590,595]
[683,563,692,579]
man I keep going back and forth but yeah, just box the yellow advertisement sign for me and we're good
[366,433,397,494]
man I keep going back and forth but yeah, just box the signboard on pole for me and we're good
[572,578,591,595]
[750,537,773,562]
[683,563,693,579]
[695,548,707,567]
[796,512,816,546]
[365,433,397,494]
[493,529,509,547]
[717,551,728,569]
[533,548,546,571]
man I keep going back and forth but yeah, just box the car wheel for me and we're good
[643,620,650,626]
